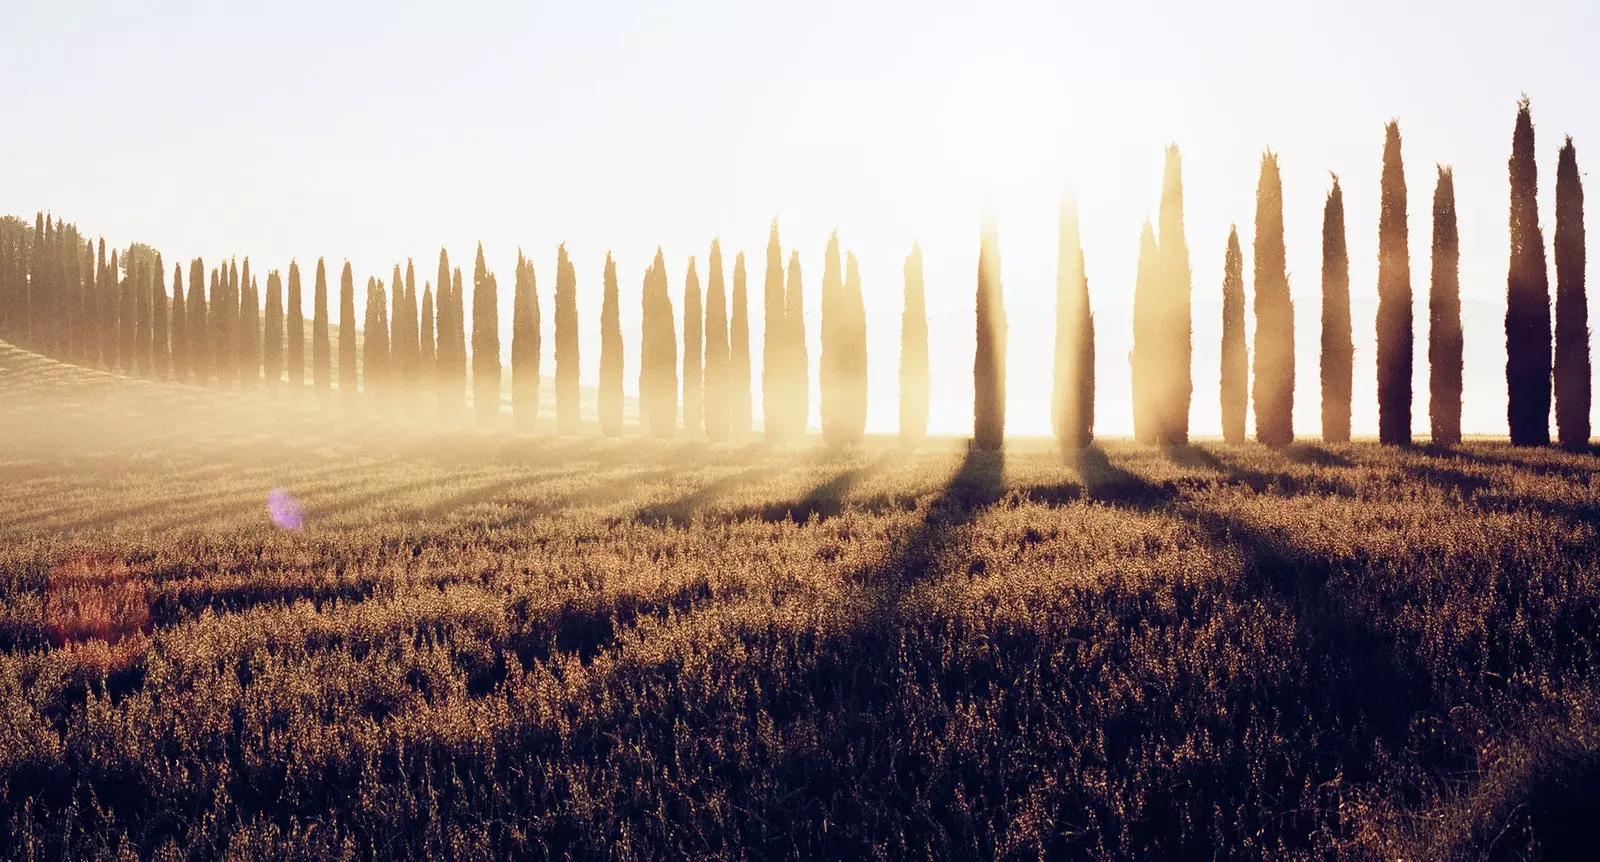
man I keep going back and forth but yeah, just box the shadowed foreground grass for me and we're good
[2,344,1599,859]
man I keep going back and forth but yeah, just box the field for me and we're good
[2,342,1599,860]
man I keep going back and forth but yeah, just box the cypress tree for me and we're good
[512,250,539,432]
[1156,145,1193,444]
[364,277,390,407]
[226,260,241,385]
[339,262,357,409]
[555,244,580,434]
[900,242,929,446]
[312,259,331,401]
[187,259,208,384]
[151,256,168,379]
[434,250,455,421]
[97,240,111,367]
[1221,226,1248,443]
[471,244,500,428]
[1430,167,1464,446]
[821,232,847,445]
[1321,177,1353,443]
[1253,151,1295,445]
[402,261,419,398]
[641,249,678,437]
[448,266,467,419]
[842,250,868,444]
[1555,137,1590,451]
[419,281,435,405]
[703,241,730,441]
[1055,197,1095,452]
[761,222,787,443]
[118,250,135,373]
[1376,121,1413,445]
[242,268,261,388]
[208,264,226,385]
[286,261,303,391]
[135,257,150,376]
[784,250,809,438]
[1507,96,1552,446]
[974,219,1007,450]
[1131,220,1158,443]
[730,251,753,439]
[599,253,623,436]
[682,256,703,437]
[390,264,407,398]
[265,270,283,392]
[171,261,187,383]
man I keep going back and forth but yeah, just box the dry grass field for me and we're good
[2,342,1599,860]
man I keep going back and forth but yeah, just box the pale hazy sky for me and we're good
[3,0,1596,437]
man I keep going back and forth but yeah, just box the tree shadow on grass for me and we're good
[1277,442,1355,468]
[747,452,902,525]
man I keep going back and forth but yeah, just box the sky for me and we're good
[2,0,1596,437]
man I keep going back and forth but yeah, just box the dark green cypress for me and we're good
[1506,96,1552,446]
[682,256,702,436]
[435,249,455,421]
[1554,137,1590,450]
[1321,177,1353,443]
[187,259,208,384]
[900,242,929,446]
[135,257,151,376]
[151,255,168,379]
[1253,151,1295,445]
[419,281,435,408]
[119,250,135,373]
[170,261,187,383]
[265,270,283,394]
[1221,226,1248,444]
[599,252,623,436]
[339,262,357,410]
[1376,121,1413,445]
[286,261,304,391]
[241,265,261,388]
[364,276,390,408]
[703,241,729,441]
[1430,167,1463,446]
[973,219,1007,450]
[555,244,580,434]
[449,266,467,419]
[512,250,540,432]
[312,259,331,401]
[730,252,753,439]
[471,244,500,427]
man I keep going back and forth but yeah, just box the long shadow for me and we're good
[1278,442,1355,468]
[1079,445,1177,508]
[631,463,790,528]
[1426,442,1600,483]
[748,453,901,525]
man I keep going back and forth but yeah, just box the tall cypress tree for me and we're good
[974,219,1007,450]
[312,259,331,402]
[339,262,357,410]
[471,244,500,427]
[97,240,112,367]
[785,250,808,439]
[1321,177,1353,443]
[641,248,678,437]
[761,222,787,443]
[703,241,730,441]
[682,256,703,436]
[151,256,168,379]
[843,250,869,444]
[226,260,241,385]
[287,261,303,391]
[448,266,467,420]
[1131,220,1158,443]
[512,250,540,432]
[1221,226,1248,443]
[119,250,136,373]
[821,232,848,445]
[265,270,283,393]
[187,259,207,384]
[1156,145,1193,443]
[435,249,455,421]
[390,264,407,398]
[209,264,227,386]
[730,251,753,439]
[1507,97,1552,446]
[900,242,929,446]
[364,277,390,408]
[241,269,261,388]
[1376,121,1413,445]
[1430,167,1464,446]
[170,261,187,383]
[599,252,623,436]
[1555,137,1590,451]
[1055,197,1095,452]
[419,281,435,406]
[1253,151,1295,445]
[555,244,580,434]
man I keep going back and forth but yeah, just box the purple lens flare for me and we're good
[267,488,305,530]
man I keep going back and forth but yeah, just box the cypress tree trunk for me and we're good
[973,219,1007,451]
[1507,97,1552,446]
[785,251,808,439]
[419,282,435,413]
[471,244,501,428]
[682,257,703,437]
[312,259,331,402]
[843,250,868,444]
[1555,137,1590,451]
[151,256,168,380]
[556,244,580,434]
[1131,221,1158,443]
[339,262,357,410]
[1156,145,1193,443]
[1321,178,1353,443]
[1253,151,1295,445]
[287,261,303,392]
[170,262,187,383]
[188,259,208,385]
[730,252,752,439]
[1055,197,1094,452]
[761,222,787,444]
[512,251,539,433]
[900,242,929,447]
[599,253,623,437]
[704,240,730,441]
[265,270,283,394]
[1376,121,1413,445]
[1221,226,1248,444]
[1430,167,1463,445]
[821,232,846,446]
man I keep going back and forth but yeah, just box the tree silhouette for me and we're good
[339,261,357,410]
[1055,197,1095,453]
[1253,151,1295,445]
[973,219,1007,451]
[555,244,580,434]
[900,242,929,447]
[1156,145,1193,443]
[599,252,623,437]
[821,232,848,445]
[730,251,752,439]
[393,262,417,400]
[843,250,868,445]
[785,250,808,439]
[513,250,540,433]
[118,249,134,374]
[761,221,787,444]
[264,270,283,393]
[434,250,457,422]
[241,268,261,389]
[1430,167,1463,446]
[364,276,390,408]
[1376,121,1412,445]
[151,256,168,380]
[312,258,331,402]
[472,244,500,428]
[419,281,435,412]
[188,258,208,385]
[448,266,467,420]
[1554,137,1590,451]
[703,240,730,441]
[641,248,678,437]
[1321,177,1353,443]
[223,260,240,386]
[170,261,186,383]
[1221,226,1248,444]
[1131,220,1158,443]
[682,256,703,437]
[1506,97,1552,446]
[286,261,303,391]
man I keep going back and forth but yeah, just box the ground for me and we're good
[2,342,1599,860]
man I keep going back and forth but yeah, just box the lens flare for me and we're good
[267,488,305,530]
